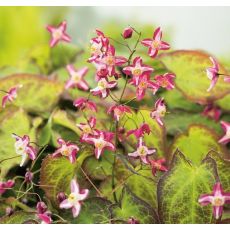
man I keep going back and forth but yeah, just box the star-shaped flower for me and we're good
[90,78,117,98]
[52,138,79,164]
[149,158,168,176]
[65,65,89,91]
[218,121,230,144]
[60,179,89,218]
[128,138,156,164]
[155,73,175,90]
[46,21,71,47]
[12,134,36,167]
[83,131,115,159]
[1,85,22,108]
[107,105,132,121]
[123,57,154,85]
[150,98,166,126]
[73,98,97,112]
[141,27,170,58]
[198,182,230,220]
[127,123,151,138]
[77,117,97,140]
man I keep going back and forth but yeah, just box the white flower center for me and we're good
[138,146,148,156]
[132,68,142,76]
[105,56,114,66]
[72,74,81,83]
[53,29,63,39]
[212,197,224,206]
[68,193,78,204]
[152,40,160,49]
[98,79,108,90]
[82,125,91,134]
[95,138,106,149]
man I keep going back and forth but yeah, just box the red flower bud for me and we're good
[123,27,133,39]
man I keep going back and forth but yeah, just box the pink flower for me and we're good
[127,217,140,224]
[127,123,151,138]
[155,73,175,90]
[122,27,133,39]
[90,78,117,98]
[129,74,159,100]
[73,98,97,112]
[123,57,154,85]
[149,158,168,176]
[206,57,220,92]
[1,85,22,108]
[128,138,156,164]
[60,179,89,218]
[12,134,36,167]
[202,104,221,122]
[97,45,127,76]
[77,117,97,140]
[198,182,230,220]
[65,65,89,91]
[25,171,33,183]
[36,202,52,224]
[53,138,79,164]
[46,21,71,47]
[88,29,109,63]
[107,105,132,121]
[150,98,166,126]
[83,131,115,159]
[0,180,15,195]
[141,27,170,58]
[218,121,230,144]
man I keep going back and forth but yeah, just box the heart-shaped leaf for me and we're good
[160,50,230,104]
[40,145,92,207]
[169,125,225,165]
[158,150,218,224]
[0,74,63,113]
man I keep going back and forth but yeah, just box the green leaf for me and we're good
[0,74,63,113]
[206,150,230,191]
[0,107,35,178]
[0,211,36,224]
[216,94,230,112]
[165,111,222,136]
[123,109,166,157]
[40,145,92,207]
[160,50,230,104]
[158,150,218,224]
[110,186,159,224]
[169,125,225,165]
[64,197,112,224]
[126,169,158,209]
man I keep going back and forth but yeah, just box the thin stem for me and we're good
[30,145,48,172]
[0,155,21,164]
[80,166,103,197]
[122,97,137,105]
[0,89,9,94]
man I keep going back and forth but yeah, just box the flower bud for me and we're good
[25,171,33,183]
[57,192,67,203]
[36,201,47,214]
[123,27,133,39]
[127,217,140,224]
[5,207,13,216]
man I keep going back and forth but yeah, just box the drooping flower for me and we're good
[57,192,67,204]
[107,105,132,121]
[88,29,109,63]
[52,138,79,164]
[97,45,127,76]
[218,121,230,144]
[155,73,175,90]
[12,134,36,167]
[65,65,89,91]
[128,138,156,164]
[73,98,97,112]
[127,123,151,138]
[150,98,166,126]
[141,27,170,58]
[25,171,33,183]
[77,117,97,140]
[198,182,230,219]
[202,104,221,122]
[46,20,71,47]
[206,57,220,92]
[122,27,133,39]
[0,180,15,195]
[127,217,140,224]
[90,78,117,98]
[60,179,89,218]
[83,131,115,159]
[129,74,159,100]
[36,202,52,224]
[1,85,22,108]
[123,57,154,85]
[149,158,168,176]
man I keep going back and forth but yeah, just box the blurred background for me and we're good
[0,6,230,69]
